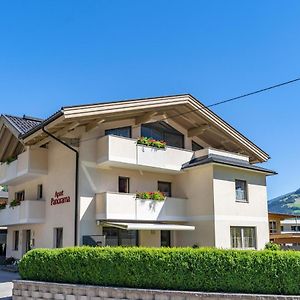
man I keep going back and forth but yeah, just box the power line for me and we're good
[133,77,300,127]
[208,77,300,108]
[79,76,300,143]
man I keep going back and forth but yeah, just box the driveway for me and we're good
[0,270,19,300]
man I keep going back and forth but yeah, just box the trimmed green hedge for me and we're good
[19,247,300,295]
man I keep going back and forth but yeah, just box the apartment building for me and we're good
[0,94,275,258]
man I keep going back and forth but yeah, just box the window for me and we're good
[105,126,132,138]
[103,227,138,246]
[37,184,43,200]
[54,228,63,248]
[118,177,130,193]
[161,230,171,247]
[235,180,248,202]
[192,141,204,151]
[158,181,172,197]
[13,231,19,251]
[230,227,256,249]
[269,221,277,234]
[291,226,300,232]
[15,190,25,202]
[141,121,184,148]
[24,230,31,253]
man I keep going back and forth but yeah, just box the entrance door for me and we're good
[22,230,31,254]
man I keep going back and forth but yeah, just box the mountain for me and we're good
[268,188,300,215]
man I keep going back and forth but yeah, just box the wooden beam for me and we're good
[187,125,210,137]
[85,119,106,132]
[7,137,19,159]
[135,112,157,125]
[32,122,80,148]
[0,134,13,161]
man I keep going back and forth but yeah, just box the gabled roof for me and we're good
[3,115,42,135]
[21,94,270,163]
[0,115,43,162]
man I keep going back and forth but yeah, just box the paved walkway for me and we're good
[0,270,19,300]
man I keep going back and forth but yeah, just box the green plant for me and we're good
[137,137,166,149]
[5,157,17,165]
[19,247,300,295]
[265,242,281,251]
[136,191,165,201]
[0,203,7,210]
[9,199,20,208]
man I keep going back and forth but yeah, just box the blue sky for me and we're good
[0,1,299,199]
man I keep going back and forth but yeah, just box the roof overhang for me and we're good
[268,212,300,220]
[102,222,195,231]
[0,116,24,162]
[21,94,270,163]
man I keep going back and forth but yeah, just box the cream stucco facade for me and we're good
[0,95,275,258]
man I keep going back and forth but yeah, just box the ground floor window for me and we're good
[13,231,19,251]
[54,228,63,248]
[161,230,171,247]
[103,227,138,246]
[230,226,256,249]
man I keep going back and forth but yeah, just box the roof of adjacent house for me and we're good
[2,115,43,135]
[181,153,276,175]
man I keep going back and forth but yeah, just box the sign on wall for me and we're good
[51,190,71,206]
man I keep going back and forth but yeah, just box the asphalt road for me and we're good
[0,271,19,300]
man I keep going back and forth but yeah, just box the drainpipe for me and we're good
[42,127,79,247]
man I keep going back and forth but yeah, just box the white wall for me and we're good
[4,117,270,257]
[6,142,76,259]
[212,165,269,250]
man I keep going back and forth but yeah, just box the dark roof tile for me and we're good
[181,154,276,175]
[3,115,43,135]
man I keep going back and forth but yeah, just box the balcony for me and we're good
[0,200,45,226]
[0,148,48,185]
[96,135,193,173]
[96,192,188,222]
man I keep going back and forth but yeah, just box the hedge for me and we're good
[19,247,300,295]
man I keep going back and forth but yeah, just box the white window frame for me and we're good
[230,226,256,250]
[235,179,248,203]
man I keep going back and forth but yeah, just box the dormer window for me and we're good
[141,121,184,148]
[105,126,132,138]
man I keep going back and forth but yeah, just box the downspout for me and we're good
[42,127,79,247]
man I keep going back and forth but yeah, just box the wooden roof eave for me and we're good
[20,95,270,163]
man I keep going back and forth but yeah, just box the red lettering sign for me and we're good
[51,190,71,206]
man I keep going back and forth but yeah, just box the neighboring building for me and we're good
[0,94,275,258]
[268,212,300,249]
